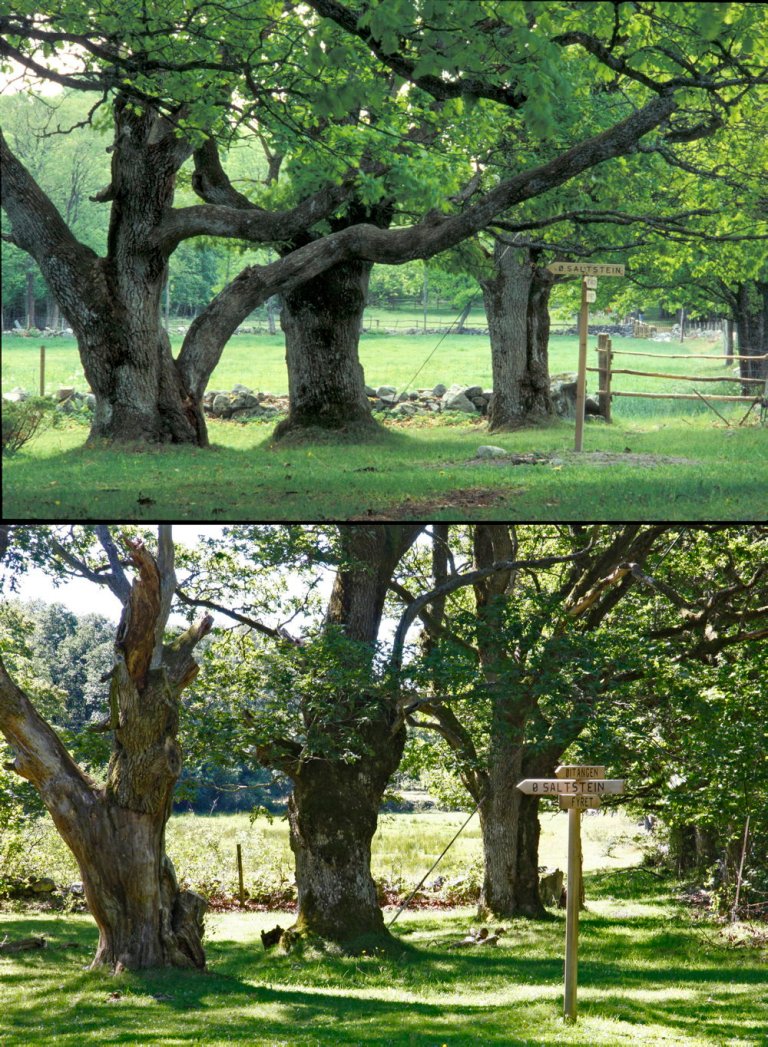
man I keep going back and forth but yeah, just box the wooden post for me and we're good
[574,278,589,451]
[597,334,613,422]
[564,807,581,1022]
[236,843,245,908]
[39,345,46,397]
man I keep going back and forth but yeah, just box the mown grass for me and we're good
[4,411,764,521]
[1,870,765,1045]
[4,331,763,521]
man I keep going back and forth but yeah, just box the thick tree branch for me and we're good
[0,655,95,809]
[388,579,478,659]
[177,93,677,398]
[306,0,528,109]
[390,544,593,672]
[0,130,101,322]
[94,526,132,605]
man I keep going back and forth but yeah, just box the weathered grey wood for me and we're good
[574,279,589,452]
[586,367,764,383]
[599,390,758,402]
[564,807,581,1022]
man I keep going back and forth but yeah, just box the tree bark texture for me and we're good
[288,730,404,941]
[0,533,211,970]
[734,280,768,391]
[481,245,555,430]
[273,259,378,439]
[271,525,422,943]
[0,103,205,445]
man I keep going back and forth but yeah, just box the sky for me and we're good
[7,526,223,622]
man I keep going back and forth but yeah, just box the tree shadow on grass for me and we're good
[2,898,766,1046]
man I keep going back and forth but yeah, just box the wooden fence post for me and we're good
[597,334,613,422]
[237,843,245,908]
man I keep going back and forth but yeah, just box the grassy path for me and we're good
[1,871,764,1045]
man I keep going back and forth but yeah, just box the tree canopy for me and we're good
[2,1,767,442]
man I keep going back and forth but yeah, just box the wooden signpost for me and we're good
[546,261,625,451]
[517,763,626,1022]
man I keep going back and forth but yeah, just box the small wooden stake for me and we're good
[563,807,581,1022]
[39,345,46,396]
[574,279,589,451]
[236,843,245,907]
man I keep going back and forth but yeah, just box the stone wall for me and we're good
[4,374,601,422]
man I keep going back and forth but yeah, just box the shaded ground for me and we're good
[1,870,766,1046]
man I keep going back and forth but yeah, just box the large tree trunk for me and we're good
[273,258,379,440]
[0,530,211,970]
[54,795,204,970]
[479,747,546,918]
[83,99,204,444]
[0,100,205,446]
[734,280,768,393]
[288,732,405,941]
[480,244,555,430]
[79,276,206,445]
[269,525,421,944]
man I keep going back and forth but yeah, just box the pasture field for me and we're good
[0,330,737,408]
[3,332,764,522]
[1,870,765,1045]
[2,809,643,902]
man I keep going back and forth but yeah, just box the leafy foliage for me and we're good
[1,397,57,456]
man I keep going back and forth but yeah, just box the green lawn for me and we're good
[4,331,764,521]
[1,871,765,1045]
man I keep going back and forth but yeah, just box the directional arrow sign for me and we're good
[517,779,579,795]
[560,795,601,810]
[547,262,625,276]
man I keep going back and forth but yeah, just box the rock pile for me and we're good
[203,384,285,420]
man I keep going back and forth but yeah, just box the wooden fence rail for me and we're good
[592,334,767,421]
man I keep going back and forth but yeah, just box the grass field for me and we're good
[1,870,765,1045]
[3,331,764,521]
[3,809,643,902]
[0,331,738,410]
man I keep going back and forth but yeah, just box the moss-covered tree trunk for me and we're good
[271,525,421,944]
[288,732,405,940]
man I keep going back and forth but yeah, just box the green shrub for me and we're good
[2,396,55,455]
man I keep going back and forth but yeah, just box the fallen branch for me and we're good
[0,935,47,953]
[692,389,731,426]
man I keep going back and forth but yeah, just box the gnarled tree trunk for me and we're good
[0,100,205,446]
[481,244,555,431]
[260,525,421,944]
[0,529,210,970]
[288,729,405,940]
[273,258,378,439]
